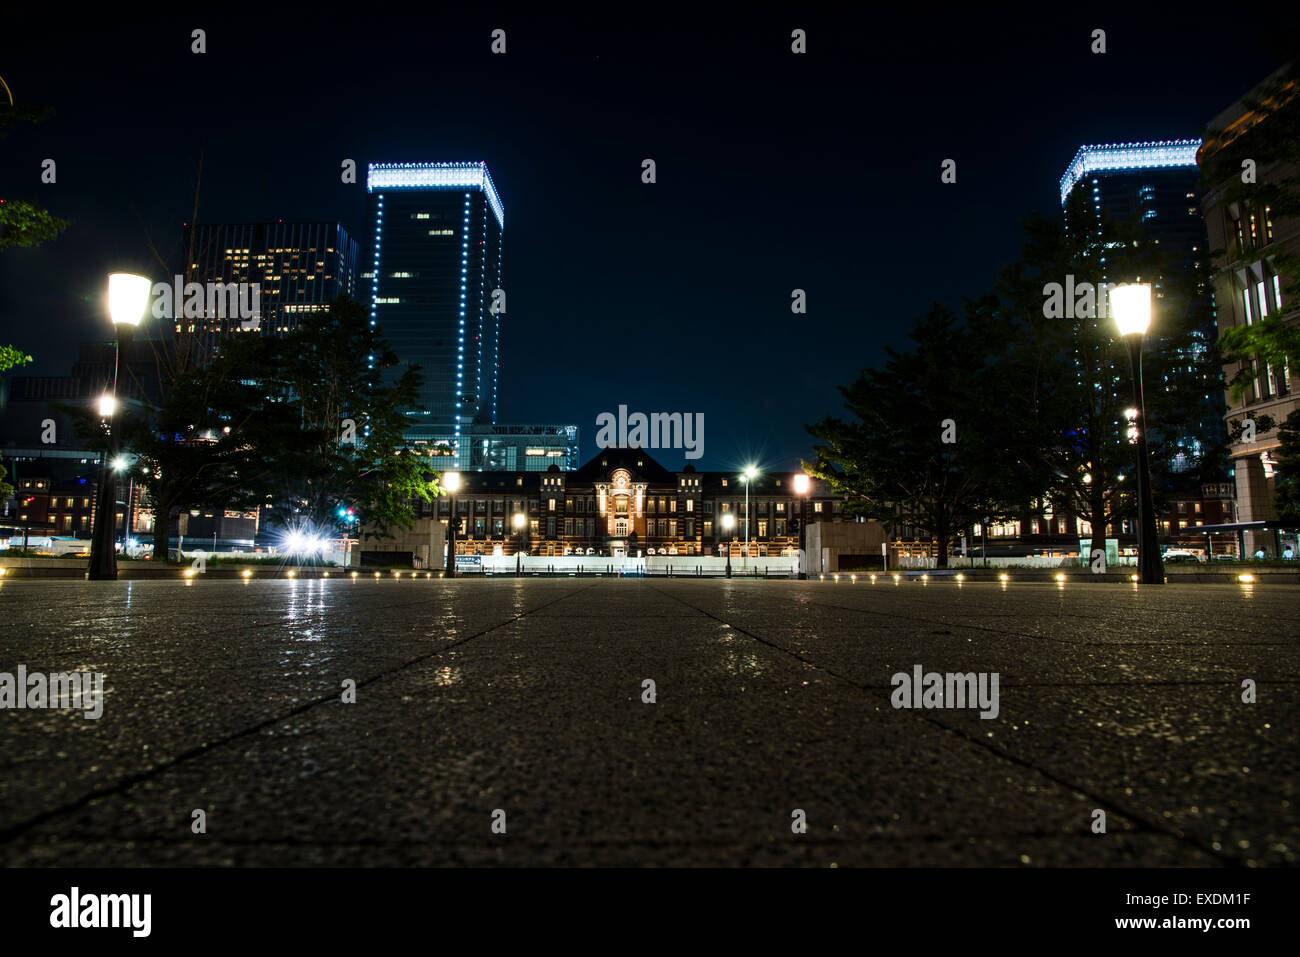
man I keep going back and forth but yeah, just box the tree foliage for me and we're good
[805,299,1045,566]
[1276,410,1300,526]
[806,189,1226,565]
[213,294,436,539]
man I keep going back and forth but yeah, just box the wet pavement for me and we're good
[0,577,1295,866]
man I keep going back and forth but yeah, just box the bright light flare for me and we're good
[1111,283,1152,337]
[107,272,151,327]
[278,525,330,558]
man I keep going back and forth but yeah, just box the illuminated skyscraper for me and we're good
[1060,140,1207,274]
[182,222,359,335]
[366,162,504,447]
[1059,139,1224,472]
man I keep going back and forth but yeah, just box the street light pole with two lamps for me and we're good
[793,472,810,579]
[741,464,758,571]
[442,471,461,578]
[513,511,526,576]
[1111,282,1165,585]
[720,511,735,578]
[88,273,151,580]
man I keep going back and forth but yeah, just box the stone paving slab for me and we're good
[0,578,1294,866]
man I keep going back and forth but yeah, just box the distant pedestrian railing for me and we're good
[894,555,1138,569]
[467,554,799,578]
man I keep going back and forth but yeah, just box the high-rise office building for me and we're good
[1199,65,1300,557]
[409,423,581,472]
[1060,139,1225,472]
[181,222,359,335]
[365,162,504,449]
[1060,140,1207,268]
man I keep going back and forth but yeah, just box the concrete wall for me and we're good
[804,521,888,573]
[355,518,446,569]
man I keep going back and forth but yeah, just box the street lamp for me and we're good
[442,471,461,578]
[741,464,758,571]
[88,273,150,580]
[513,511,525,576]
[793,472,810,579]
[1112,282,1164,585]
[721,511,735,578]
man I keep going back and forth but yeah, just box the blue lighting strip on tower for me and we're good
[1059,139,1201,205]
[366,161,504,229]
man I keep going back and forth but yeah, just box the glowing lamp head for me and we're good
[721,512,736,531]
[793,473,810,495]
[1111,283,1152,337]
[107,272,152,327]
[442,471,461,494]
[111,455,130,472]
[743,465,758,481]
[97,394,118,417]
[512,512,525,530]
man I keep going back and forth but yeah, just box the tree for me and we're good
[217,294,435,540]
[0,96,59,500]
[0,199,68,250]
[0,345,34,501]
[995,191,1217,551]
[804,300,1042,567]
[0,102,69,249]
[1275,410,1300,526]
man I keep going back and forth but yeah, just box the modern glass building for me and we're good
[409,423,580,472]
[1059,139,1225,472]
[1060,140,1207,272]
[366,162,504,449]
[181,222,359,335]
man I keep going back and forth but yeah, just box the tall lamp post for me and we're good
[1112,283,1164,585]
[741,464,758,571]
[88,273,150,580]
[513,512,525,576]
[793,472,810,579]
[442,471,461,578]
[721,511,735,578]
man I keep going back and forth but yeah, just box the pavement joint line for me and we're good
[645,582,1248,867]
[700,591,1296,647]
[0,582,600,847]
[3,831,1187,851]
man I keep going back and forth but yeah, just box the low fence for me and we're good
[471,554,798,578]
[894,555,1138,569]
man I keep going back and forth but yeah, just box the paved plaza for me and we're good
[0,577,1295,866]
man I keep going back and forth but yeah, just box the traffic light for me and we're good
[336,506,357,532]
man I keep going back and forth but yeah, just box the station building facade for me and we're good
[427,448,854,558]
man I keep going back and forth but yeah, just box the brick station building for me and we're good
[430,447,854,559]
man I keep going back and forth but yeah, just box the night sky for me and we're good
[0,6,1290,472]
